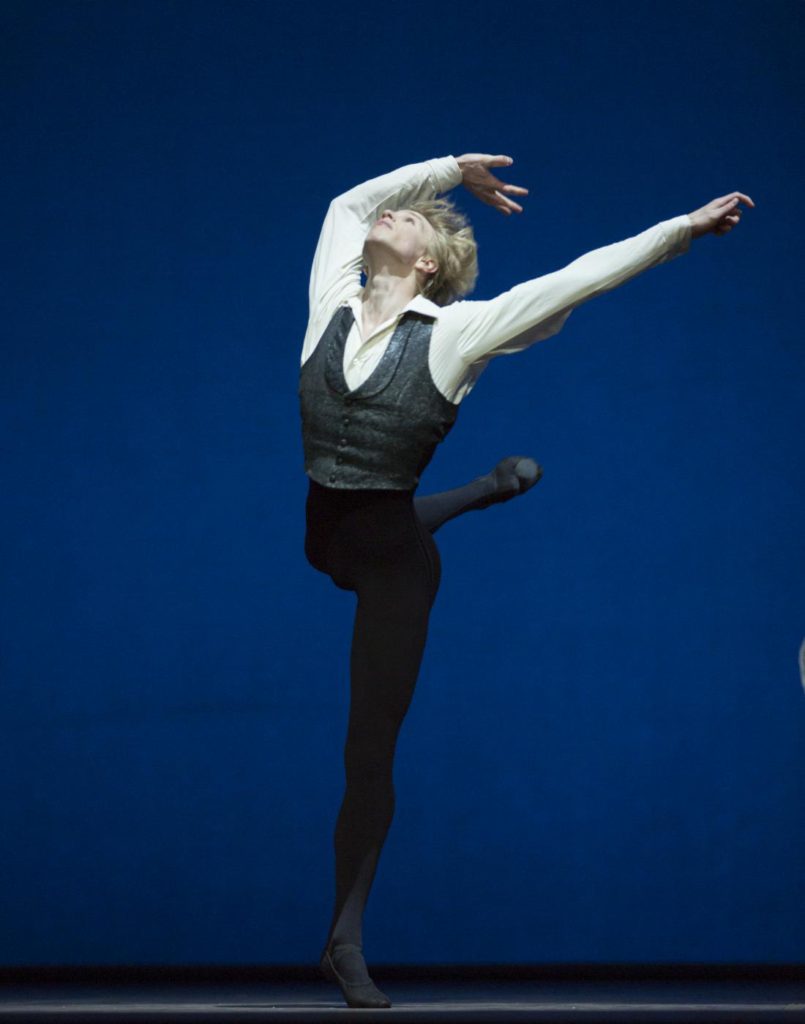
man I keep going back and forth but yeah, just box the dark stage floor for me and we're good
[1,966,803,1022]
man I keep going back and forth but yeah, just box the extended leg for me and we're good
[414,455,543,534]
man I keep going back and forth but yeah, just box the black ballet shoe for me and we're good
[478,455,543,509]
[319,942,392,1009]
[509,455,543,494]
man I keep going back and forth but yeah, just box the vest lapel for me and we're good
[323,304,424,400]
[323,305,356,395]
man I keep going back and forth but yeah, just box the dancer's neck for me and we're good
[360,266,421,337]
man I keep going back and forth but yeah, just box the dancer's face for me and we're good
[363,208,437,281]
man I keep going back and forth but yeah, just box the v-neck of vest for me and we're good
[326,304,419,401]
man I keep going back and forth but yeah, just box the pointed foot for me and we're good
[482,455,543,507]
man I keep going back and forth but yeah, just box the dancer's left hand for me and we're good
[688,192,756,239]
[456,153,529,215]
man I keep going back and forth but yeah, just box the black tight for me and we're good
[303,458,543,994]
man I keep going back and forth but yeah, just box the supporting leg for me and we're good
[320,501,439,1009]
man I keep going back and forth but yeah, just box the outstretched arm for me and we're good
[440,214,693,363]
[439,185,755,365]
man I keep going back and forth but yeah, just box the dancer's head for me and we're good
[362,197,478,306]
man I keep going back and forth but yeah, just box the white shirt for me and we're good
[301,156,693,405]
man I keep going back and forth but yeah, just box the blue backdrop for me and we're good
[2,0,803,966]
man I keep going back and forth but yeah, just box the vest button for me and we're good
[335,456,343,464]
[339,437,347,446]
[328,474,336,483]
[342,416,350,425]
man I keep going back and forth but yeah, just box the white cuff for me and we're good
[427,155,463,194]
[660,213,693,256]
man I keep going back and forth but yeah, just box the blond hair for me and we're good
[408,197,479,306]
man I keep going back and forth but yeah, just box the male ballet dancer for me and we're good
[299,151,753,1008]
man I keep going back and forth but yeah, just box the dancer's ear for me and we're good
[415,254,437,277]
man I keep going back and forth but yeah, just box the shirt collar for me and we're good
[345,292,442,323]
[406,294,442,318]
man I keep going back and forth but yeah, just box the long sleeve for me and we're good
[438,214,693,366]
[301,156,462,366]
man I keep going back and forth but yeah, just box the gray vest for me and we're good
[298,304,459,490]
